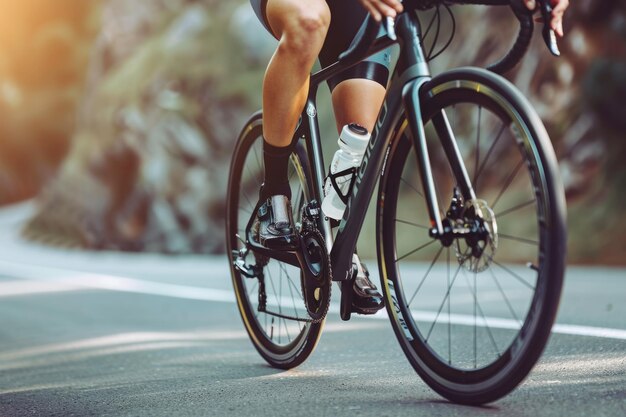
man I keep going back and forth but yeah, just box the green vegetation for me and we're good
[3,0,624,264]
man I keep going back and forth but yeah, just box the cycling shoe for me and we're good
[257,195,298,250]
[351,255,384,315]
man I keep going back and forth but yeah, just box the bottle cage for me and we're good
[325,166,358,205]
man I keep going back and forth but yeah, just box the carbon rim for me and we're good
[380,78,562,390]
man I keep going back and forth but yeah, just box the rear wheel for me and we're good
[226,112,323,369]
[377,68,566,404]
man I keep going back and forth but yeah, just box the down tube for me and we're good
[330,91,405,282]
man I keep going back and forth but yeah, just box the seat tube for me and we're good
[302,94,334,250]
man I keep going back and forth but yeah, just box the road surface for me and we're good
[0,203,624,416]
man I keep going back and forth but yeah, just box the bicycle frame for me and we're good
[254,11,477,283]
[232,3,566,400]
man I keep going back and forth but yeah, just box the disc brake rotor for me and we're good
[455,199,498,273]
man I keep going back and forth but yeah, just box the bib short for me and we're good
[250,0,392,90]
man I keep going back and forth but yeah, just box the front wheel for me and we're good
[377,68,566,404]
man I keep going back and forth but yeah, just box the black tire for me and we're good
[377,68,567,404]
[226,112,324,369]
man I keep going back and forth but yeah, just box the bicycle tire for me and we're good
[377,67,566,404]
[226,112,324,369]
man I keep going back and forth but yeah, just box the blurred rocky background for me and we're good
[1,0,623,263]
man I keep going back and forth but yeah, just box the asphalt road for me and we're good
[0,204,624,417]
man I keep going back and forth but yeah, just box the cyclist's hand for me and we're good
[359,0,404,22]
[524,0,569,37]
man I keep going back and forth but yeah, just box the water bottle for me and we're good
[322,123,370,220]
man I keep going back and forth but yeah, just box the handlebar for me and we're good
[338,0,560,75]
[487,0,534,74]
[539,0,561,56]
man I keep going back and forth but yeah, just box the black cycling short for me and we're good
[250,0,392,91]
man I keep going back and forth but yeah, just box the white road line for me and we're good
[367,310,626,341]
[551,324,626,340]
[0,280,84,297]
[1,260,625,341]
[0,260,234,302]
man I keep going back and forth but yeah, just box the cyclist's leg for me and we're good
[321,0,390,132]
[252,0,330,249]
[331,79,386,132]
[330,80,387,314]
[318,0,391,314]
[263,0,330,149]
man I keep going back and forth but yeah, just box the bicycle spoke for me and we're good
[407,246,444,307]
[401,176,424,198]
[489,268,521,325]
[491,159,524,210]
[278,264,291,342]
[492,259,536,290]
[252,283,260,322]
[425,260,463,342]
[499,233,539,246]
[496,199,535,218]
[278,258,289,340]
[282,316,291,343]
[463,270,501,358]
[279,262,305,332]
[395,219,429,229]
[285,267,303,332]
[280,262,304,302]
[473,270,477,369]
[266,267,282,342]
[246,163,261,190]
[474,122,506,190]
[247,280,259,300]
[241,189,254,212]
[395,239,437,263]
[238,206,252,215]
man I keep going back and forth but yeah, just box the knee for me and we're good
[278,6,330,62]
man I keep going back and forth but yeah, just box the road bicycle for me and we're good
[227,0,566,405]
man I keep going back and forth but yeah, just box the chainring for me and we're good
[299,228,332,322]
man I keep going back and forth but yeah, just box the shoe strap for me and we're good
[270,195,292,228]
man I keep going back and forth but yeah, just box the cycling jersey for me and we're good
[250,0,392,90]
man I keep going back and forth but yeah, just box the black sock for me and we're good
[263,140,292,199]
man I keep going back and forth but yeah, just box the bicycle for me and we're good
[227,0,567,405]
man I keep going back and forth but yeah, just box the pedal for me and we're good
[339,264,358,321]
[304,200,321,219]
[301,200,321,231]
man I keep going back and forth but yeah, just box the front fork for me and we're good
[402,78,477,242]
